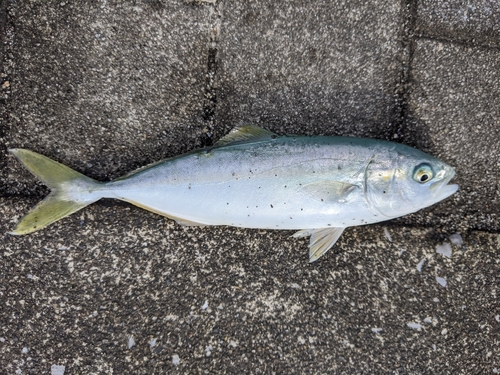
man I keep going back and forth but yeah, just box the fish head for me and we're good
[365,144,458,219]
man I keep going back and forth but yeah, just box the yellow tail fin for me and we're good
[9,149,102,235]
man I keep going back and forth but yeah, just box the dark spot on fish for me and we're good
[328,224,331,226]
[338,166,342,170]
[383,191,386,194]
[188,186,191,189]
[321,199,324,202]
[232,172,235,176]
[270,204,273,208]
[275,174,277,177]
[284,185,287,188]
[289,217,293,219]
[227,203,229,205]
[301,208,303,211]
[271,135,277,139]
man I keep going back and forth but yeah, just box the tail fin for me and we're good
[9,149,102,235]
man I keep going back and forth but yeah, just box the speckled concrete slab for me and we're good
[1,198,499,374]
[215,0,404,139]
[416,0,500,47]
[1,0,214,194]
[403,39,500,232]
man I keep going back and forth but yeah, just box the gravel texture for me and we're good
[1,198,499,374]
[416,0,500,47]
[2,0,214,192]
[215,0,404,140]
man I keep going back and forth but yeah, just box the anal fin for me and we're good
[122,199,207,227]
[293,227,346,262]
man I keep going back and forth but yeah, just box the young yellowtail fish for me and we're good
[10,126,458,262]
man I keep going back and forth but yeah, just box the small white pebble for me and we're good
[205,345,212,357]
[436,276,447,287]
[436,243,452,258]
[229,340,238,348]
[127,336,135,349]
[407,322,422,330]
[449,233,463,245]
[298,336,305,344]
[0,337,5,342]
[51,364,66,375]
[424,317,432,323]
[27,274,33,279]
[172,354,180,365]
[149,338,157,348]
[495,315,499,322]
[441,328,448,335]
[371,328,382,333]
[22,347,28,354]
[493,368,498,373]
[433,297,440,303]
[384,227,392,242]
[202,300,208,310]
[416,258,426,272]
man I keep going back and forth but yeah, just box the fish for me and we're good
[9,126,458,262]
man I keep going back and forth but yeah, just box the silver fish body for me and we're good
[10,126,458,261]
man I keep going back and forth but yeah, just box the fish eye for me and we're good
[413,163,434,183]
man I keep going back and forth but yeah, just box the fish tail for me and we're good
[9,149,103,235]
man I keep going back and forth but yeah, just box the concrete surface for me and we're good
[1,0,499,374]
[1,198,499,374]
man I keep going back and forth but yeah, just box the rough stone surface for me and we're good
[402,39,500,232]
[215,0,404,139]
[416,0,500,47]
[1,198,499,374]
[1,0,214,194]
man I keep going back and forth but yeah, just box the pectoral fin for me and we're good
[300,181,358,203]
[293,227,346,262]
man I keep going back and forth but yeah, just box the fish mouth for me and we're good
[430,167,459,201]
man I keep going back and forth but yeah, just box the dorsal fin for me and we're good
[214,126,277,147]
